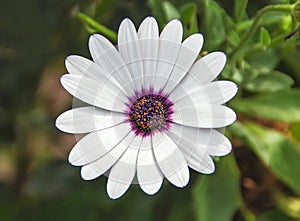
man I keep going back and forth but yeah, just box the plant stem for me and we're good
[77,12,117,42]
[230,4,294,61]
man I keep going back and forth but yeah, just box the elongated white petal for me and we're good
[68,123,130,166]
[138,17,159,89]
[163,34,203,93]
[107,136,141,199]
[173,104,236,128]
[168,123,231,156]
[179,52,226,90]
[152,133,189,187]
[56,106,125,134]
[166,123,230,173]
[65,55,109,81]
[138,16,159,39]
[65,55,92,76]
[60,74,127,112]
[88,34,135,93]
[166,124,214,174]
[170,81,238,105]
[153,19,183,91]
[136,136,163,195]
[81,132,135,180]
[118,18,143,91]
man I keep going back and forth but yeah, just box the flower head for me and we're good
[56,17,238,199]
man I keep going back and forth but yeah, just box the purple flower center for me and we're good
[127,94,173,137]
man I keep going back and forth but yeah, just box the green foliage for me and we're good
[245,71,294,92]
[231,122,300,195]
[2,0,300,221]
[193,155,243,221]
[260,27,271,48]
[232,89,300,123]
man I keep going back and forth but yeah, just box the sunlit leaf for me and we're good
[193,155,243,221]
[290,122,300,143]
[231,122,300,195]
[260,27,271,48]
[245,71,294,93]
[231,89,300,123]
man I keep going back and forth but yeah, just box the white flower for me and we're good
[55,17,238,199]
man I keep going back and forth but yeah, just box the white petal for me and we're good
[179,52,227,90]
[88,34,135,93]
[60,74,127,112]
[118,18,143,90]
[138,17,159,89]
[136,136,163,195]
[166,123,230,173]
[163,34,204,93]
[160,19,183,43]
[55,106,125,134]
[152,19,183,91]
[170,81,238,105]
[138,16,159,39]
[80,131,135,180]
[152,133,189,187]
[173,104,236,128]
[166,124,213,173]
[107,136,141,199]
[65,55,91,76]
[68,123,130,166]
[65,55,109,81]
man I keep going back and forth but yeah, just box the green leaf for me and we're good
[290,122,300,143]
[76,12,117,42]
[245,71,294,93]
[231,89,300,123]
[162,1,180,21]
[234,0,248,22]
[180,3,199,38]
[260,27,271,48]
[231,122,300,195]
[227,29,241,46]
[200,0,227,49]
[147,0,166,26]
[193,155,243,221]
[255,209,295,221]
[246,48,279,74]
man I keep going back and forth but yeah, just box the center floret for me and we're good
[128,94,173,137]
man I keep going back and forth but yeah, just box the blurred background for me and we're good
[1,0,300,220]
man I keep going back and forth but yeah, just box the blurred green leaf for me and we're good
[290,122,300,143]
[234,0,248,22]
[180,3,199,38]
[76,12,117,42]
[162,1,180,21]
[277,195,300,219]
[148,0,166,26]
[231,122,300,195]
[227,29,241,47]
[232,89,300,123]
[255,209,295,221]
[246,48,279,74]
[245,71,294,93]
[260,27,271,48]
[201,0,227,49]
[193,155,243,221]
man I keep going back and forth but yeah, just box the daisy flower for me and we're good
[56,17,238,199]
